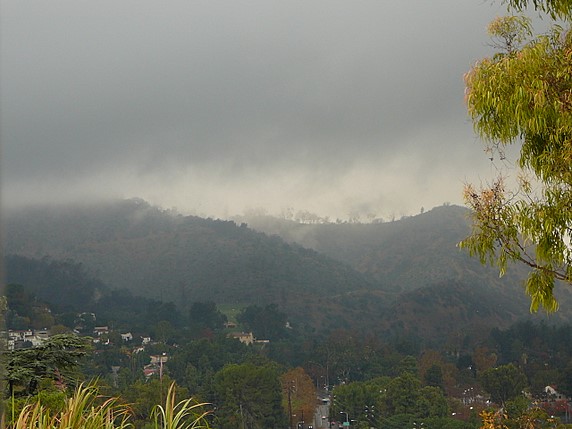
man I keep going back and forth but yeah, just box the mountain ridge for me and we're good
[4,199,571,342]
[3,200,379,320]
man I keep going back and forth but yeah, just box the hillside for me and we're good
[235,205,513,291]
[5,199,572,343]
[3,200,378,320]
[237,205,572,337]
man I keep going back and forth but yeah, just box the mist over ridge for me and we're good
[5,198,572,343]
[2,1,509,223]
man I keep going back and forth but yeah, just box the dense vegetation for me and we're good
[3,259,572,427]
[5,200,572,340]
[462,0,572,313]
[3,200,572,427]
[3,199,376,309]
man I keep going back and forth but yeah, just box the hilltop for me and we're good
[235,205,513,291]
[4,200,571,344]
[3,199,378,331]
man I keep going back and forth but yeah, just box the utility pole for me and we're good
[240,403,245,429]
[288,381,294,429]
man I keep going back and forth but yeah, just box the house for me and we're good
[35,329,49,339]
[150,354,169,365]
[120,332,133,342]
[545,385,569,401]
[144,354,169,379]
[7,329,47,350]
[143,365,159,379]
[27,336,45,347]
[539,386,572,418]
[228,332,255,345]
[93,326,109,336]
[8,329,33,341]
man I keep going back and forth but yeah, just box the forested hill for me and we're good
[3,199,377,309]
[235,204,572,337]
[5,199,572,342]
[235,205,527,293]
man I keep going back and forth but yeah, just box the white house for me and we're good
[545,385,569,401]
[120,332,133,342]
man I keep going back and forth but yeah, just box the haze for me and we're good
[1,1,513,220]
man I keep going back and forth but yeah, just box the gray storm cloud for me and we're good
[1,0,508,219]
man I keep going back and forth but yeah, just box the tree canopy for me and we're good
[5,334,90,396]
[503,0,572,19]
[461,0,572,312]
[213,362,285,429]
[479,363,528,406]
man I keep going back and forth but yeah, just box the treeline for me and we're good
[3,199,377,308]
[4,255,572,427]
[5,271,572,426]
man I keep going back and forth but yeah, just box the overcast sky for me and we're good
[1,1,518,220]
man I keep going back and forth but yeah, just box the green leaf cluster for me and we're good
[503,0,572,19]
[462,1,572,312]
[4,334,90,397]
[213,363,286,429]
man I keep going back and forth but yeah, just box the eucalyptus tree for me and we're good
[461,0,572,312]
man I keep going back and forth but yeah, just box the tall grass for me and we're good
[6,382,211,429]
[152,383,211,429]
[8,383,131,429]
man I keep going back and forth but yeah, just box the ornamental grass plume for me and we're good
[7,381,211,429]
[8,383,132,429]
[151,382,211,429]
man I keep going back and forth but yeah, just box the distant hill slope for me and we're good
[3,199,376,310]
[237,205,572,331]
[235,205,502,291]
[4,254,107,313]
[5,200,572,343]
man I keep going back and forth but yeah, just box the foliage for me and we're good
[6,199,572,428]
[479,409,509,429]
[4,255,186,333]
[95,290,184,333]
[479,364,528,406]
[418,349,459,393]
[4,381,68,426]
[503,0,572,19]
[188,302,227,334]
[213,362,286,429]
[330,379,385,427]
[280,367,316,425]
[166,335,251,399]
[479,404,564,429]
[7,381,212,429]
[6,200,558,346]
[387,375,449,419]
[314,330,398,384]
[424,364,444,389]
[4,199,375,316]
[151,382,211,429]
[7,382,132,429]
[236,304,288,340]
[4,334,90,396]
[396,355,419,376]
[558,359,572,396]
[121,376,185,423]
[4,256,106,313]
[461,0,572,312]
[330,372,450,428]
